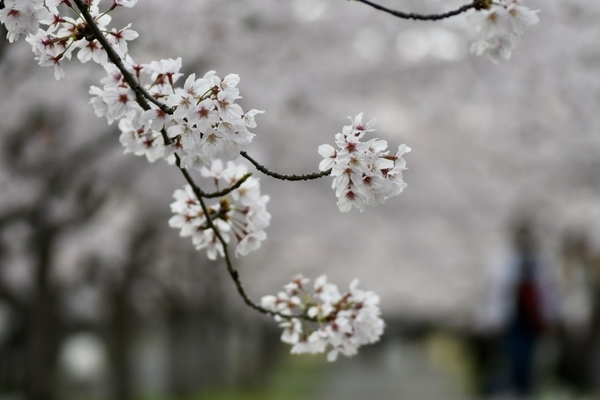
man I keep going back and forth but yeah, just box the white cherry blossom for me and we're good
[0,0,49,42]
[468,0,540,63]
[262,275,385,362]
[169,161,270,259]
[320,113,410,212]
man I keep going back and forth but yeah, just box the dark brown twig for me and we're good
[241,151,332,181]
[352,0,481,21]
[71,0,172,114]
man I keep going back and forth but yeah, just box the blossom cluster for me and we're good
[1,0,262,169]
[261,275,385,362]
[468,0,540,64]
[0,0,139,79]
[169,160,271,259]
[319,113,410,212]
[92,60,263,166]
[0,0,49,43]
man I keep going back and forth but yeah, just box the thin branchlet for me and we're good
[182,184,316,321]
[352,0,483,21]
[241,151,332,181]
[174,155,253,199]
[201,173,254,199]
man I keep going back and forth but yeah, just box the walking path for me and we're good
[312,338,470,400]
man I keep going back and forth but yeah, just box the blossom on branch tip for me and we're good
[319,113,410,212]
[468,0,539,64]
[262,275,385,361]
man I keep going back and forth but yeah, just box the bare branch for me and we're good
[193,190,316,321]
[352,0,483,21]
[241,151,332,181]
[173,155,253,199]
[202,173,253,198]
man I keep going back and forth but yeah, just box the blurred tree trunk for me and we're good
[167,306,190,398]
[24,225,62,400]
[106,224,158,400]
[0,112,111,399]
[109,292,133,400]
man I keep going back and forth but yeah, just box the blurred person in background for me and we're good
[556,229,598,396]
[475,216,558,399]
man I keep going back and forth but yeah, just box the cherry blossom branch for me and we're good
[76,0,328,186]
[352,0,486,21]
[71,0,173,115]
[73,1,251,203]
[191,189,263,312]
[72,0,316,322]
[240,151,332,181]
[168,146,300,319]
